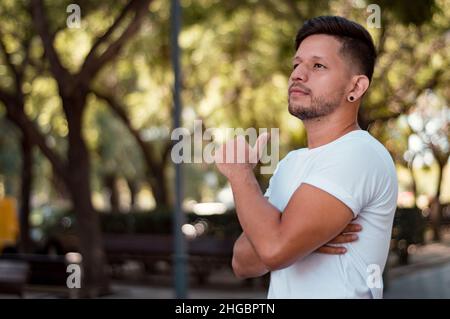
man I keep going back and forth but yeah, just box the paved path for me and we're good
[2,242,450,299]
[384,261,450,298]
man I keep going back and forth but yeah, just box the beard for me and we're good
[288,89,345,120]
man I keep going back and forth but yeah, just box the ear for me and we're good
[346,75,370,103]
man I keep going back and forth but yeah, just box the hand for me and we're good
[315,223,362,254]
[214,133,270,181]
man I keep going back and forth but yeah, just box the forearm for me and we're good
[232,232,269,279]
[229,171,282,266]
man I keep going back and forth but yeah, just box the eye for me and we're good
[293,64,299,70]
[313,63,326,69]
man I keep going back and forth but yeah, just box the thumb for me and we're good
[253,132,270,163]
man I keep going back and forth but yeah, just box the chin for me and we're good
[288,103,309,114]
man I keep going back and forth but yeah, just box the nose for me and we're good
[291,63,308,83]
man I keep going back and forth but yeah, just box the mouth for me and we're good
[289,88,309,97]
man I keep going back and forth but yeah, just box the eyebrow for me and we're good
[292,55,327,63]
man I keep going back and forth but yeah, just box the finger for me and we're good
[252,132,270,162]
[327,234,358,244]
[224,137,243,163]
[213,143,226,164]
[316,246,347,255]
[342,223,362,233]
[234,136,247,163]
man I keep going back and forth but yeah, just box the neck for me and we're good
[303,107,360,149]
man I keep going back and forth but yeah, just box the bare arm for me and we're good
[232,232,268,279]
[232,222,362,279]
[216,135,358,271]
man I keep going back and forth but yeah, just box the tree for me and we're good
[406,91,449,240]
[1,0,153,297]
[28,0,153,296]
[0,0,35,253]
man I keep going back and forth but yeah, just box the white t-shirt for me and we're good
[264,130,398,299]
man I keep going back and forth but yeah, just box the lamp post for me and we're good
[171,0,188,299]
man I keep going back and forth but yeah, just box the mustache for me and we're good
[289,83,311,94]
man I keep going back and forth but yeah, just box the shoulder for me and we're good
[309,131,398,193]
[321,131,395,173]
[305,131,398,213]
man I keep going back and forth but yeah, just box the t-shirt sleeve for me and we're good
[303,174,361,218]
[263,151,292,198]
[302,144,385,218]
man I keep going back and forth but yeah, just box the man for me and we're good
[214,16,398,298]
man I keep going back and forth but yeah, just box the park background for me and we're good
[0,0,449,298]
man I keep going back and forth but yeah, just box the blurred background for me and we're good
[0,0,449,299]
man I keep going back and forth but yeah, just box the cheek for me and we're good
[312,74,339,91]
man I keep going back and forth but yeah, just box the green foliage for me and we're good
[0,0,448,211]
[374,0,438,26]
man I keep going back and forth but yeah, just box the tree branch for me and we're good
[364,68,445,129]
[163,139,174,161]
[76,0,152,84]
[30,0,70,88]
[80,0,138,73]
[377,14,389,56]
[0,88,15,106]
[18,37,32,78]
[0,88,68,181]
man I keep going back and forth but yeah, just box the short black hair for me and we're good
[295,16,377,82]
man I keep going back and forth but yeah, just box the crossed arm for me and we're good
[232,223,361,279]
[215,134,361,279]
[229,171,358,278]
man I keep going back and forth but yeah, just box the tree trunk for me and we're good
[127,179,138,210]
[430,162,444,241]
[64,95,109,297]
[104,174,120,213]
[408,163,418,203]
[50,168,70,202]
[148,165,169,209]
[19,135,33,253]
[430,197,442,242]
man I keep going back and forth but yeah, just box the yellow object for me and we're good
[0,197,19,253]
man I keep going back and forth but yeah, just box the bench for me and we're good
[0,254,69,288]
[0,259,30,297]
[103,234,235,284]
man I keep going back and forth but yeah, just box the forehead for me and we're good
[293,34,343,63]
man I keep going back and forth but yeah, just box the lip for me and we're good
[289,89,309,96]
